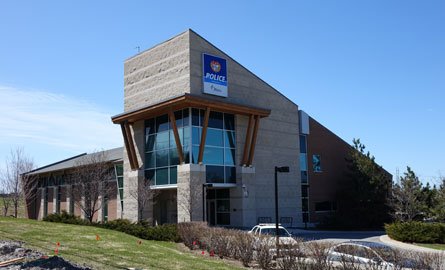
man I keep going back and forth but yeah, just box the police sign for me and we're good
[202,54,227,97]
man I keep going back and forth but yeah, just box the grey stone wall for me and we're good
[231,166,256,228]
[123,31,191,112]
[177,164,205,223]
[188,30,302,227]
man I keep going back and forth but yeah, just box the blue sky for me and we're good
[0,1,444,184]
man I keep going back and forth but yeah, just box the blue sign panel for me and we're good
[202,54,228,97]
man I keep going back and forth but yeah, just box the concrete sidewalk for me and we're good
[380,235,444,253]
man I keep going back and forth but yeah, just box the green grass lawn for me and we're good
[415,243,445,250]
[0,217,243,270]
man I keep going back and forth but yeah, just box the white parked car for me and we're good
[327,241,417,270]
[248,223,298,247]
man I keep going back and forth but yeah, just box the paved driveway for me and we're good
[289,229,443,254]
[289,229,385,243]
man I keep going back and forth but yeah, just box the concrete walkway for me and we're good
[380,235,445,253]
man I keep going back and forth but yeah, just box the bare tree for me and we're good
[1,185,11,216]
[0,147,36,218]
[128,178,159,222]
[70,151,114,223]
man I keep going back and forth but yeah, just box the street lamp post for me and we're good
[275,166,289,253]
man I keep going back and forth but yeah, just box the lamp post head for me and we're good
[275,166,290,173]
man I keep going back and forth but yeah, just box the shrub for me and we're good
[305,241,335,270]
[385,222,445,244]
[211,227,236,259]
[177,222,208,249]
[102,218,133,231]
[232,231,254,267]
[43,214,179,242]
[276,239,307,270]
[101,220,179,242]
[43,211,89,225]
[255,236,274,270]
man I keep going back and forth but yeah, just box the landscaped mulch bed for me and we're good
[0,240,91,270]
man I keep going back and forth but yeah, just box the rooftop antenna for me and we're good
[135,46,140,53]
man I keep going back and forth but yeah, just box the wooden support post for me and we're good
[198,107,211,164]
[168,110,185,164]
[247,115,260,166]
[122,121,139,170]
[242,114,254,166]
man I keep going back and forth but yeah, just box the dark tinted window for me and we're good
[301,171,308,183]
[225,166,236,183]
[182,108,190,126]
[208,111,223,129]
[170,166,177,184]
[145,135,155,151]
[224,114,235,130]
[174,110,183,128]
[216,189,230,199]
[217,213,230,225]
[145,152,155,168]
[156,168,168,185]
[301,185,308,197]
[206,166,224,183]
[156,114,169,133]
[299,135,307,153]
[192,108,200,126]
[145,118,155,135]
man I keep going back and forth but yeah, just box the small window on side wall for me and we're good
[312,154,322,172]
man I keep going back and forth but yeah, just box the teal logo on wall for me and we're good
[203,54,227,97]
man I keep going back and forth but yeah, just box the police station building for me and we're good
[25,29,372,228]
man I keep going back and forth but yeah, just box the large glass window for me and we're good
[145,108,235,185]
[299,135,309,223]
[144,109,190,186]
[312,154,322,172]
[115,164,124,212]
[191,109,236,184]
[299,135,308,184]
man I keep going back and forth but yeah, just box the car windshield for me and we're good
[261,228,290,237]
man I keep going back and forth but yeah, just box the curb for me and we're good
[380,235,444,253]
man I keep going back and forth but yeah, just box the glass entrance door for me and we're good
[207,200,216,226]
[206,188,230,226]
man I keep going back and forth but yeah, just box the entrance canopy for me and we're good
[111,93,271,170]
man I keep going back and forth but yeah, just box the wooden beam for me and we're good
[111,93,271,124]
[123,121,139,170]
[168,110,184,164]
[120,123,132,167]
[247,115,260,166]
[242,114,255,166]
[198,107,211,164]
[0,257,25,267]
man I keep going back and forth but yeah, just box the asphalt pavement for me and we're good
[289,228,444,253]
[289,229,385,243]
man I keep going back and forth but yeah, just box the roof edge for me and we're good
[188,29,299,110]
[23,153,87,175]
[124,28,191,62]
